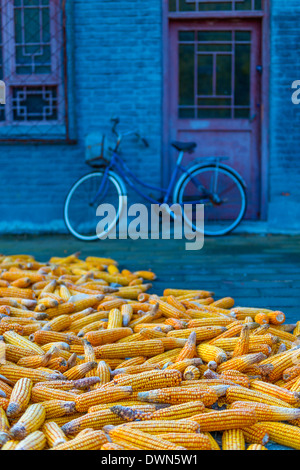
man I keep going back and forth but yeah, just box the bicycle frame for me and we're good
[91,148,215,207]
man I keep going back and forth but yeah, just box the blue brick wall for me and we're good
[1,1,300,233]
[0,0,162,233]
[268,0,300,231]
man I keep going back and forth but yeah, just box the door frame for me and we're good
[162,0,270,220]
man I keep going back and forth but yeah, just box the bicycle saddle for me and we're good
[171,141,197,152]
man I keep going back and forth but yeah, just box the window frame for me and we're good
[0,0,76,144]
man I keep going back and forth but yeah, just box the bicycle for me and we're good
[64,118,247,240]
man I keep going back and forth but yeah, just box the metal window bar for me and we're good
[0,0,67,140]
[178,30,251,118]
[172,0,262,12]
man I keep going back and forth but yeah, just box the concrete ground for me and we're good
[0,233,299,322]
[0,233,299,450]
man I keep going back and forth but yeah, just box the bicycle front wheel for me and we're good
[64,171,126,241]
[174,165,247,236]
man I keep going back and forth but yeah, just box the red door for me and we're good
[169,20,262,219]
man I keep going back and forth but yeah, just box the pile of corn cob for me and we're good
[0,253,300,450]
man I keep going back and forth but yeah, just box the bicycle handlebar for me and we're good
[110,117,149,148]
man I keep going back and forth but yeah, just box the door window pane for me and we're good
[178,29,251,119]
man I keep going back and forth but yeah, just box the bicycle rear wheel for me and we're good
[64,171,126,241]
[174,165,247,236]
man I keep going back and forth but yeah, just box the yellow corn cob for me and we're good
[189,409,257,431]
[254,313,270,325]
[31,329,82,346]
[147,400,205,420]
[84,327,132,347]
[10,404,46,440]
[217,352,266,373]
[75,386,133,412]
[43,315,71,332]
[0,365,62,384]
[95,340,164,359]
[231,401,300,421]
[183,366,201,381]
[42,302,76,319]
[213,335,275,352]
[120,304,133,327]
[219,371,251,388]
[166,295,187,313]
[204,432,221,450]
[108,426,186,450]
[17,351,52,369]
[0,379,13,398]
[163,289,212,298]
[256,422,300,450]
[107,308,123,329]
[209,323,243,344]
[158,432,211,450]
[0,398,9,410]
[267,311,286,325]
[94,361,111,388]
[40,400,76,419]
[0,287,35,300]
[113,369,182,391]
[211,297,234,309]
[247,444,268,450]
[138,387,218,406]
[111,419,200,435]
[139,328,167,341]
[0,408,10,447]
[31,386,78,403]
[6,377,33,418]
[1,439,20,450]
[226,386,293,408]
[197,344,227,364]
[3,331,44,355]
[51,430,108,450]
[59,285,71,301]
[167,326,227,342]
[188,317,234,328]
[62,409,125,435]
[241,423,269,445]
[175,331,197,362]
[63,361,97,381]
[283,364,300,381]
[232,324,250,357]
[14,431,46,450]
[250,379,300,406]
[222,429,245,450]
[165,358,203,373]
[43,421,67,448]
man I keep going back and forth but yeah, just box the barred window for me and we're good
[169,0,263,12]
[0,0,68,140]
